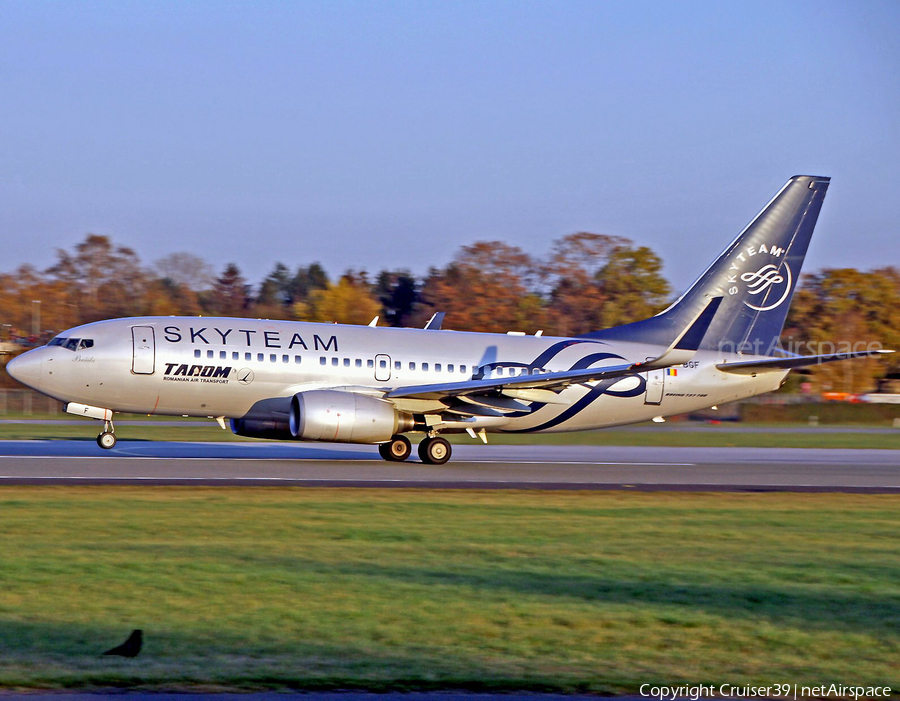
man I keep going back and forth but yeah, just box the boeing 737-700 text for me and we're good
[7,176,892,463]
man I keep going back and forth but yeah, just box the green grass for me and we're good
[0,488,897,691]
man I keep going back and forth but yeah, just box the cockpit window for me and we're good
[48,336,94,351]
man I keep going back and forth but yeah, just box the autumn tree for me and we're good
[595,245,671,328]
[543,232,630,336]
[783,267,900,393]
[299,273,381,325]
[46,234,149,322]
[209,263,251,317]
[418,241,544,333]
[152,252,213,315]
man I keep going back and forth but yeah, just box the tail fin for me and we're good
[584,175,830,354]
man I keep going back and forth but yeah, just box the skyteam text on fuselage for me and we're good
[7,176,892,464]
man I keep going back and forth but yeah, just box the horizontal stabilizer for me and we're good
[717,349,894,375]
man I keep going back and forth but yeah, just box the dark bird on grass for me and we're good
[102,629,142,657]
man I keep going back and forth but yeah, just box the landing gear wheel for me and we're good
[97,431,117,449]
[418,436,451,465]
[378,435,412,462]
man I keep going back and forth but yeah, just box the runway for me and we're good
[0,440,896,492]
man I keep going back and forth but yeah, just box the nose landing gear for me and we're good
[97,420,116,449]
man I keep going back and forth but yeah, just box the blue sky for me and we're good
[1,0,897,291]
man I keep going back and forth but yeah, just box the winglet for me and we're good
[639,296,723,370]
[424,312,445,330]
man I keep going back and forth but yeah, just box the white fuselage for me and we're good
[13,316,785,435]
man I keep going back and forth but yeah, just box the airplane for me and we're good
[6,175,892,464]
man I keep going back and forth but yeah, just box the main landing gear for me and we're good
[377,434,452,464]
[97,420,116,450]
[418,436,451,465]
[378,434,412,462]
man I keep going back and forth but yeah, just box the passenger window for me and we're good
[379,359,386,369]
[435,363,442,372]
[367,359,374,368]
[422,362,429,371]
[245,353,251,361]
[194,349,201,358]
[295,356,302,364]
[320,356,327,365]
[207,350,214,359]
[79,339,94,350]
[394,361,401,370]
[344,358,350,367]
[282,355,289,363]
[232,352,239,360]
[355,359,362,367]
[332,357,338,366]
[257,353,264,362]
[409,362,416,370]
[460,365,466,374]
[220,351,226,359]
[447,364,454,372]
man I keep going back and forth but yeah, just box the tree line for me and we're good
[1,233,897,392]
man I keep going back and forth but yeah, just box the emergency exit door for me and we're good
[374,354,391,382]
[132,326,156,374]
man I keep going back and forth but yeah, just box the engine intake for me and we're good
[290,390,413,443]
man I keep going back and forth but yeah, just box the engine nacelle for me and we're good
[290,390,413,444]
[230,415,293,440]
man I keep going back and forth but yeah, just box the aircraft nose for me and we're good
[6,350,42,388]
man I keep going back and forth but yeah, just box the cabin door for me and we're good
[131,326,156,375]
[644,369,665,405]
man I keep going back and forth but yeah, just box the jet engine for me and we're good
[290,390,414,443]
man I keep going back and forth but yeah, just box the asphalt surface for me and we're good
[0,440,896,492]
[2,418,898,433]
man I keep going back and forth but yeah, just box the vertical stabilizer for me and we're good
[584,175,830,354]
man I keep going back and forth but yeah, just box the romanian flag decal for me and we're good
[666,368,678,376]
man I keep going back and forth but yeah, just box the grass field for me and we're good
[0,419,898,449]
[0,487,897,691]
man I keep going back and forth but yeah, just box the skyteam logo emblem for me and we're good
[741,262,793,311]
[725,241,793,311]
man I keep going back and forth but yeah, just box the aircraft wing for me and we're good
[386,361,638,402]
[716,349,894,375]
[386,296,723,413]
[387,296,722,405]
